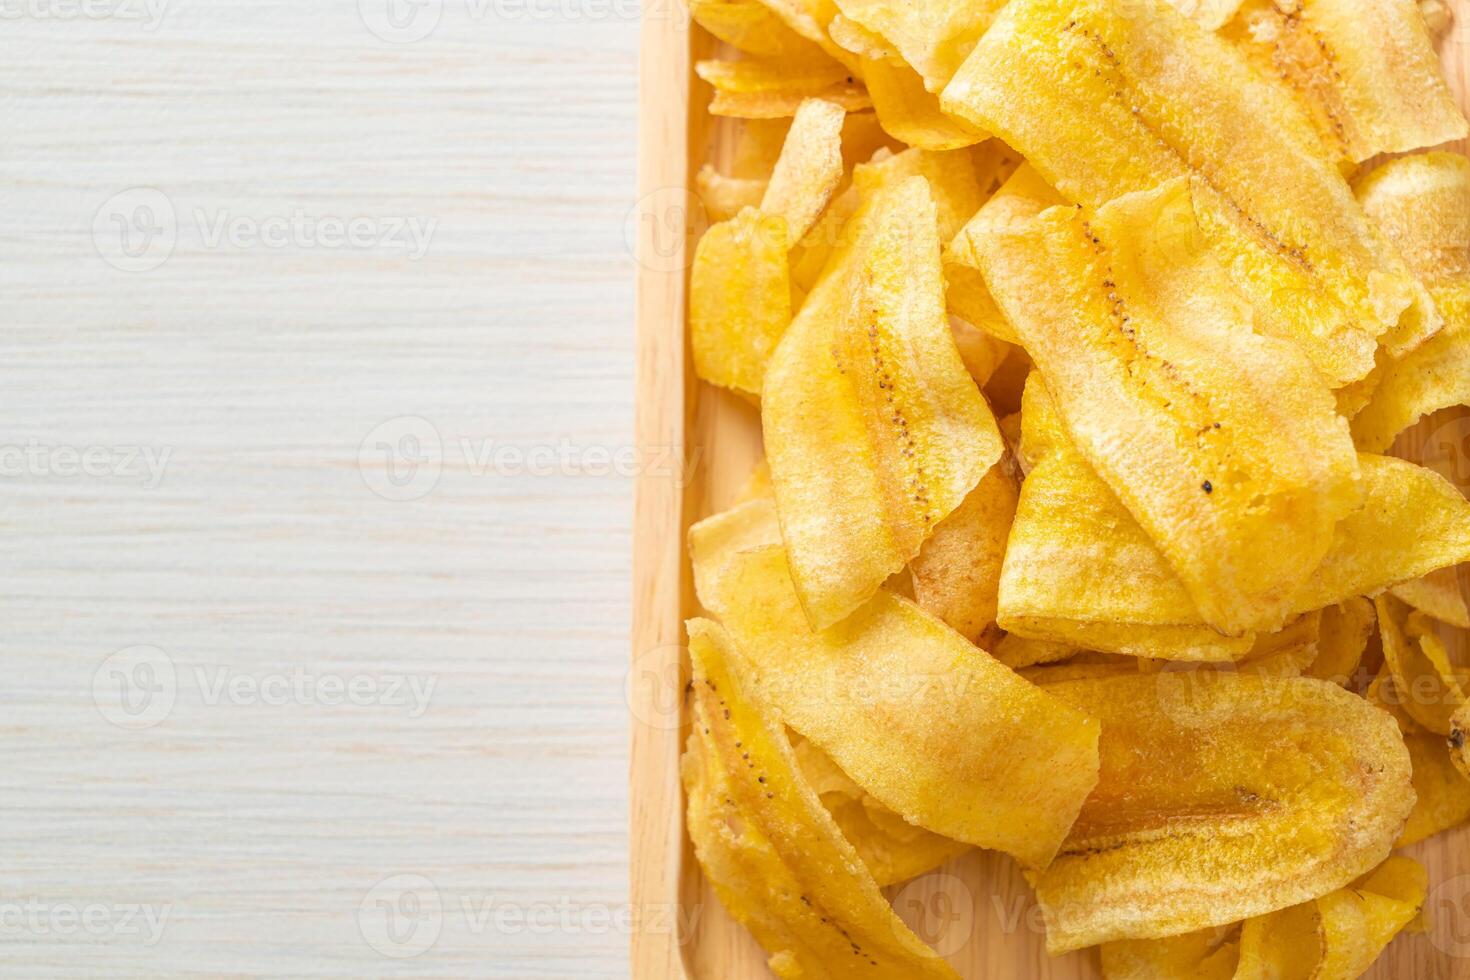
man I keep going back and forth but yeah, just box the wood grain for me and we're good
[632,6,1470,978]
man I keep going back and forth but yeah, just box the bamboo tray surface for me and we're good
[631,7,1470,977]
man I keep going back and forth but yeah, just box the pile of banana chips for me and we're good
[681,0,1470,975]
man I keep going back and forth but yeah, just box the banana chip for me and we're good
[852,147,983,241]
[940,0,1434,385]
[1031,673,1414,953]
[698,57,871,118]
[1102,857,1426,979]
[681,619,961,979]
[688,496,782,615]
[831,0,1007,92]
[763,175,1003,627]
[690,208,792,396]
[749,0,864,71]
[1222,0,1467,164]
[1376,595,1466,735]
[947,315,1011,387]
[1304,597,1376,686]
[690,0,828,58]
[907,462,1017,642]
[862,56,986,151]
[981,180,1360,635]
[696,164,768,223]
[791,736,971,886]
[762,98,847,241]
[1352,152,1470,452]
[1164,0,1245,29]
[1400,730,1470,847]
[711,545,1101,867]
[1391,565,1470,629]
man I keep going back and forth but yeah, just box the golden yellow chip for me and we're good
[979,180,1360,635]
[940,0,1434,385]
[1222,0,1467,165]
[862,55,986,151]
[681,619,961,979]
[1164,0,1245,28]
[791,735,970,886]
[992,633,1077,670]
[1391,565,1470,629]
[1031,673,1413,953]
[1305,597,1376,686]
[689,0,828,58]
[1237,611,1321,678]
[695,164,768,223]
[1399,729,1470,847]
[688,496,781,615]
[763,175,1003,627]
[1101,927,1239,980]
[690,207,792,396]
[831,0,1008,92]
[947,314,1011,387]
[711,545,1101,867]
[1352,152,1470,452]
[851,146,983,241]
[749,0,863,71]
[907,462,1017,642]
[761,98,847,241]
[1376,595,1466,735]
[697,57,871,119]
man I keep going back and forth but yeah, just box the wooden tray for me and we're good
[631,7,1470,977]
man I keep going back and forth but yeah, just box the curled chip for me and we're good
[689,208,792,396]
[1236,612,1321,678]
[711,545,1101,868]
[748,0,864,71]
[940,0,1434,385]
[791,736,970,886]
[1399,730,1470,847]
[697,57,871,118]
[761,98,847,241]
[763,175,1003,627]
[943,163,1065,346]
[1031,673,1413,953]
[852,147,983,241]
[681,619,961,979]
[1352,152,1470,452]
[1305,597,1376,686]
[1391,566,1470,629]
[689,0,828,58]
[696,164,768,223]
[906,462,1017,642]
[1376,595,1466,735]
[861,56,986,151]
[831,0,1007,92]
[1102,857,1426,979]
[948,315,1011,387]
[688,496,781,615]
[1221,0,1467,165]
[978,179,1360,635]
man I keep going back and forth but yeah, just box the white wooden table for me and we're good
[0,2,639,975]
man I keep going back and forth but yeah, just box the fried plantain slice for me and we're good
[690,0,829,58]
[748,0,864,71]
[940,0,1434,385]
[851,147,984,241]
[1391,566,1470,629]
[696,164,768,223]
[1222,0,1467,165]
[1352,153,1470,452]
[762,98,848,242]
[1376,595,1466,735]
[981,180,1360,635]
[906,462,1017,642]
[1032,673,1414,953]
[681,618,961,979]
[690,207,792,396]
[698,57,871,118]
[830,0,1008,92]
[710,545,1101,867]
[688,496,782,616]
[763,175,1003,628]
[1164,0,1245,29]
[791,735,971,886]
[860,55,986,151]
[1304,597,1375,686]
[1399,729,1470,847]
[1100,927,1239,980]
